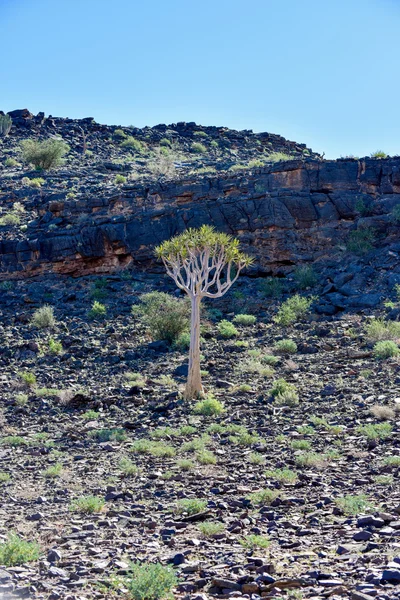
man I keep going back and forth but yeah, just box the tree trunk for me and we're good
[185,294,203,399]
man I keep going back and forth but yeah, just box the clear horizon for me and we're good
[1,0,400,159]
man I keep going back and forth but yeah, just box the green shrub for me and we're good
[113,128,126,139]
[364,318,400,342]
[18,371,36,387]
[370,150,387,159]
[118,562,177,600]
[43,463,63,478]
[173,331,191,351]
[1,435,27,447]
[274,295,314,325]
[357,423,392,440]
[160,137,171,147]
[0,114,12,136]
[274,339,297,354]
[48,338,63,354]
[0,533,40,566]
[31,305,55,329]
[193,396,224,416]
[133,292,190,345]
[176,498,207,515]
[115,174,127,184]
[269,378,296,397]
[247,488,279,505]
[347,228,375,254]
[88,301,107,319]
[5,157,19,167]
[70,495,105,514]
[374,340,399,359]
[196,449,217,464]
[191,142,207,153]
[217,319,238,338]
[294,265,317,289]
[335,494,372,515]
[0,472,11,482]
[21,138,69,170]
[198,521,224,536]
[0,212,21,226]
[240,534,270,549]
[26,177,45,188]
[274,388,299,406]
[266,152,293,162]
[121,136,144,152]
[233,314,256,326]
[119,457,139,476]
[89,428,127,443]
[265,468,297,483]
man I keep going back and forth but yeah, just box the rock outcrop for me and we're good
[1,157,400,279]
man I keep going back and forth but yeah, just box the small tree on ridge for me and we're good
[155,225,253,399]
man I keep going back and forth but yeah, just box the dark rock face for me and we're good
[1,157,400,279]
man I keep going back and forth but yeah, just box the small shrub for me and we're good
[196,449,217,464]
[269,378,296,397]
[0,114,12,136]
[43,463,62,478]
[176,498,207,515]
[265,468,297,483]
[347,228,375,254]
[115,174,127,184]
[113,128,126,139]
[390,204,400,224]
[370,405,395,420]
[18,371,36,387]
[90,428,127,443]
[118,562,177,600]
[26,177,45,188]
[248,452,266,464]
[233,314,256,326]
[274,389,299,406]
[160,137,171,147]
[119,457,139,476]
[374,475,393,485]
[88,301,107,319]
[357,423,392,440]
[370,150,387,158]
[191,142,207,153]
[335,494,372,515]
[0,212,21,226]
[193,396,224,416]
[217,319,238,338]
[229,431,260,446]
[364,318,400,342]
[70,495,105,514]
[198,521,225,536]
[274,295,314,326]
[295,452,326,467]
[247,488,279,505]
[374,340,399,359]
[48,338,63,354]
[294,265,317,289]
[266,152,293,162]
[274,339,297,354]
[21,138,69,170]
[173,331,191,350]
[0,533,40,566]
[121,136,144,152]
[31,305,55,329]
[383,456,400,467]
[133,292,190,345]
[0,472,11,482]
[5,157,19,167]
[82,410,100,420]
[177,459,195,471]
[240,534,270,549]
[291,440,311,450]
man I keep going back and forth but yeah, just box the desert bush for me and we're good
[89,428,127,443]
[274,339,297,354]
[21,138,69,170]
[48,338,63,354]
[133,292,190,344]
[240,534,270,549]
[5,157,19,167]
[370,405,395,420]
[70,495,105,514]
[0,533,40,566]
[113,128,126,139]
[115,174,126,184]
[18,371,36,387]
[233,313,256,326]
[116,562,177,600]
[176,498,207,515]
[173,331,191,350]
[0,212,21,226]
[259,277,284,298]
[347,228,375,254]
[265,468,297,483]
[217,319,238,338]
[274,388,299,406]
[0,114,12,136]
[364,318,400,342]
[120,136,144,152]
[374,340,399,359]
[43,463,62,478]
[357,423,392,440]
[274,294,314,325]
[266,152,293,162]
[370,150,387,158]
[294,265,317,289]
[191,142,207,153]
[335,494,372,515]
[269,378,296,398]
[198,521,224,536]
[247,488,278,505]
[88,301,107,319]
[30,305,55,329]
[119,457,139,476]
[193,396,224,416]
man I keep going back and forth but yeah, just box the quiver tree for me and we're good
[155,225,253,399]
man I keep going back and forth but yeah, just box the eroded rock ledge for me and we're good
[0,157,400,279]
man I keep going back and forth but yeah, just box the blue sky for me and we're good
[1,0,399,158]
